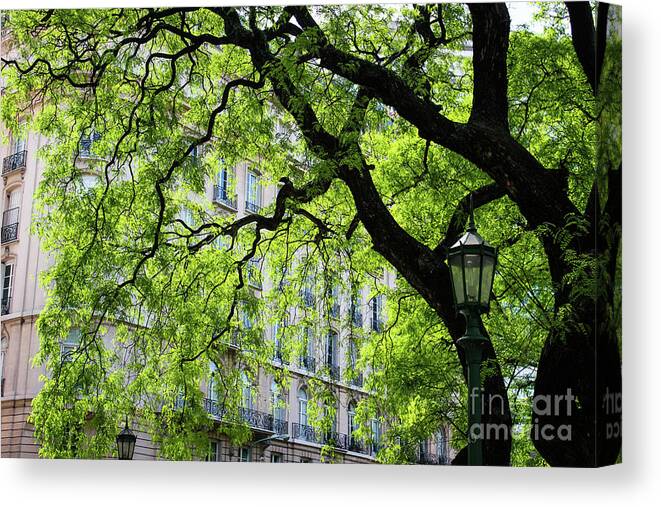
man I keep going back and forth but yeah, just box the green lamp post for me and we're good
[447,204,497,466]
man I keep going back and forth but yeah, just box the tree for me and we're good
[1,2,621,465]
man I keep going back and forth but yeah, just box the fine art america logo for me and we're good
[468,387,622,441]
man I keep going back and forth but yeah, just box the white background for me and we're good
[0,0,658,505]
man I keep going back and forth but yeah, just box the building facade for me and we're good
[0,21,451,465]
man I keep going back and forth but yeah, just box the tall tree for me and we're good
[1,2,620,465]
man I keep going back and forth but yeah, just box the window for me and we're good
[241,372,253,410]
[270,452,283,463]
[247,257,262,289]
[239,447,251,462]
[245,171,261,212]
[80,128,101,157]
[178,207,194,227]
[1,263,13,315]
[61,328,82,361]
[297,388,308,426]
[300,457,311,463]
[10,131,26,155]
[272,321,286,362]
[214,165,236,207]
[1,336,7,397]
[3,189,21,243]
[271,380,286,423]
[325,331,337,367]
[206,441,219,462]
[436,430,448,464]
[350,293,362,327]
[371,295,384,332]
[348,402,359,448]
[299,327,315,371]
[208,362,218,402]
[329,285,340,318]
[370,418,382,456]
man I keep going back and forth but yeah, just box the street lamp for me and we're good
[447,203,497,466]
[116,419,137,460]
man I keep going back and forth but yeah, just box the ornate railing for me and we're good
[293,422,321,444]
[292,423,349,450]
[325,363,340,381]
[299,355,316,372]
[348,372,364,388]
[2,150,26,175]
[348,436,367,454]
[213,186,237,209]
[245,200,261,214]
[200,398,287,434]
[325,430,348,450]
[1,296,10,316]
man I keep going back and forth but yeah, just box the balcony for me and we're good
[2,150,26,176]
[325,363,340,382]
[201,398,288,434]
[273,347,289,366]
[213,186,237,209]
[348,372,364,389]
[299,355,316,373]
[1,297,10,316]
[348,435,368,454]
[245,200,261,214]
[1,207,19,243]
[292,423,348,450]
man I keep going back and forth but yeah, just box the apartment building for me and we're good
[0,18,451,465]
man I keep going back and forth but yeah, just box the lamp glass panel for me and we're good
[449,255,465,305]
[463,254,482,303]
[480,255,495,305]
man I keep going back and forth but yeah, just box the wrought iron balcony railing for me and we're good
[292,423,349,450]
[293,422,322,444]
[299,355,316,373]
[199,398,288,434]
[245,200,261,214]
[326,363,341,382]
[2,150,26,175]
[213,186,237,209]
[348,372,364,388]
[348,435,368,454]
[1,297,10,316]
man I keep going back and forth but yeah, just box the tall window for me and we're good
[239,447,251,462]
[436,430,448,464]
[348,402,358,442]
[297,387,308,426]
[208,362,218,402]
[271,380,286,422]
[206,441,219,462]
[371,295,384,332]
[10,125,26,154]
[370,418,382,455]
[3,189,22,242]
[247,257,262,289]
[1,336,7,397]
[325,330,337,367]
[1,263,13,315]
[245,170,261,212]
[241,372,253,410]
[300,327,315,371]
[215,165,235,207]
